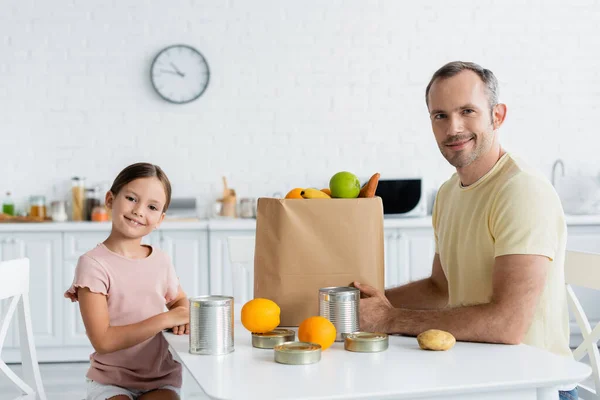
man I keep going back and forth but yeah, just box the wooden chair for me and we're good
[227,236,255,320]
[565,251,600,399]
[0,258,46,400]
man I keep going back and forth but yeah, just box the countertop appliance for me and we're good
[374,178,427,217]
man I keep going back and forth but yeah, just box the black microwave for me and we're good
[374,178,427,217]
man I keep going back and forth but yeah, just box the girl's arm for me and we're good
[166,285,188,309]
[166,285,190,335]
[78,287,188,354]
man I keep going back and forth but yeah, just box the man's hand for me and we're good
[353,281,394,333]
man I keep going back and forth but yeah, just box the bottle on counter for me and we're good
[2,191,15,216]
[71,177,85,221]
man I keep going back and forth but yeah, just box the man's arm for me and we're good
[360,254,548,345]
[385,253,448,309]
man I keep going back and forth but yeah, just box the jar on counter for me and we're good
[29,195,47,219]
[50,201,68,222]
[85,187,101,221]
[71,177,85,221]
[239,198,257,218]
[91,206,108,222]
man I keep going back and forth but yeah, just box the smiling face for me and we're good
[427,70,497,169]
[105,177,167,239]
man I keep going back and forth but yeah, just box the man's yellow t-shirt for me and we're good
[432,152,571,357]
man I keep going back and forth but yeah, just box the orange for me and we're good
[298,316,337,350]
[285,188,304,199]
[320,188,332,196]
[241,298,280,333]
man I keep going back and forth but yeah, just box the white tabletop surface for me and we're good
[164,323,591,400]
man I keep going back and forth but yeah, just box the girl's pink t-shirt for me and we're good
[64,243,182,390]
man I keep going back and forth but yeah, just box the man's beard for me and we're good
[439,131,491,169]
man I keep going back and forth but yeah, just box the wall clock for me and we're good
[150,44,210,104]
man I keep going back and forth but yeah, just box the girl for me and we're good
[65,163,189,400]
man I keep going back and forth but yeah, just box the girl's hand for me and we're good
[166,306,189,328]
[172,323,189,335]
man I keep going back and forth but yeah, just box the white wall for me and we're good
[1,0,599,215]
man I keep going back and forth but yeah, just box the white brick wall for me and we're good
[1,0,599,215]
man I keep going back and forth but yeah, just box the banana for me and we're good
[300,188,331,199]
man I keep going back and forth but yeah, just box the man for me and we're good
[354,61,577,399]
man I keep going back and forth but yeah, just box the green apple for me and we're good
[329,171,360,198]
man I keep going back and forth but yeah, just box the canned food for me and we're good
[274,342,321,365]
[252,329,295,349]
[189,295,234,355]
[344,332,389,352]
[319,286,360,341]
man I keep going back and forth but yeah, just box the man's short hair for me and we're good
[425,61,499,110]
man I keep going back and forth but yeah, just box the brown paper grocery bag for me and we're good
[254,197,385,326]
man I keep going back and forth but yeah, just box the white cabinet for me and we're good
[0,233,63,349]
[208,230,255,298]
[384,228,435,288]
[0,232,63,364]
[158,230,209,298]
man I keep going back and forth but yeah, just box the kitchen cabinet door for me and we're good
[158,230,209,298]
[404,228,436,282]
[209,230,255,302]
[0,233,63,349]
[384,229,407,288]
[384,228,435,289]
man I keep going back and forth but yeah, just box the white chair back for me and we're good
[0,258,46,400]
[227,236,255,321]
[565,251,600,399]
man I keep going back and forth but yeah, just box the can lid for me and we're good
[253,329,295,338]
[274,341,322,365]
[275,341,321,353]
[252,329,296,349]
[344,332,389,352]
[319,286,359,301]
[189,295,233,307]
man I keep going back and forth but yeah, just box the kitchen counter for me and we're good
[0,214,598,232]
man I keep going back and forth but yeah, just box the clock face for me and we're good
[150,45,210,104]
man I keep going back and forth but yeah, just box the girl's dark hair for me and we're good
[109,162,172,212]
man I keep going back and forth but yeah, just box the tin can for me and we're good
[274,342,321,365]
[189,295,234,355]
[252,329,295,349]
[344,332,389,352]
[319,286,360,341]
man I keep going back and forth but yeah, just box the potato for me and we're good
[417,329,456,351]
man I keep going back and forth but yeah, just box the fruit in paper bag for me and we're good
[300,188,331,199]
[329,171,360,198]
[285,188,304,199]
[241,298,281,333]
[298,316,337,350]
[320,188,332,196]
[417,329,456,351]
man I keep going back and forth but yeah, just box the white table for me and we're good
[164,323,591,400]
